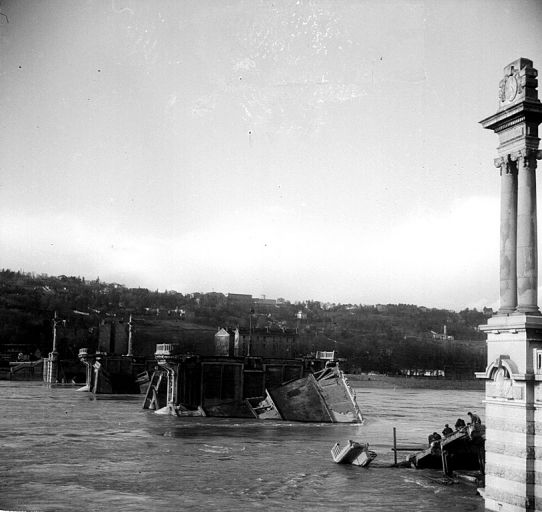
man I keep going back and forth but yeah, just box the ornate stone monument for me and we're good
[478,58,542,511]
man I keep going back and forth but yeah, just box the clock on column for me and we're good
[504,74,518,102]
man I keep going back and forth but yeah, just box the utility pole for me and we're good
[44,311,63,383]
[126,315,133,357]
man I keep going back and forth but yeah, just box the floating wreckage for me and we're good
[331,440,377,467]
[142,333,363,423]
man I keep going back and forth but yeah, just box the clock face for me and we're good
[504,75,518,102]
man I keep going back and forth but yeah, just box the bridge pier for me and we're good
[43,351,59,384]
[154,344,180,415]
[77,348,96,391]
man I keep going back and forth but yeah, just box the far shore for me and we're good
[345,373,485,390]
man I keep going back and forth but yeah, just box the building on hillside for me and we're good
[252,297,277,313]
[236,326,298,358]
[430,325,454,341]
[401,369,445,377]
[202,292,226,306]
[227,293,253,306]
[167,307,186,319]
[253,297,277,306]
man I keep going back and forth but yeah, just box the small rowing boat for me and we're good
[331,440,377,467]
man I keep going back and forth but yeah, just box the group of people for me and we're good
[428,411,482,447]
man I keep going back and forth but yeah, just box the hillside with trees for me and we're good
[0,269,488,376]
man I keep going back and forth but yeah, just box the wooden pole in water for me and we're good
[127,315,133,357]
[393,427,397,466]
[52,311,58,352]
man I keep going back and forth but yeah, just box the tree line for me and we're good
[0,269,488,376]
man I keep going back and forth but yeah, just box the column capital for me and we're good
[495,155,518,175]
[494,156,506,168]
[512,149,542,169]
[519,148,542,159]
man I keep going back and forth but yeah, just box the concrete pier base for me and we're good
[154,344,180,414]
[43,351,59,383]
[478,314,542,512]
[78,348,96,392]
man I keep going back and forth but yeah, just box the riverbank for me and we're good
[346,373,485,390]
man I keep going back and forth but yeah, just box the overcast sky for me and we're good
[1,0,542,310]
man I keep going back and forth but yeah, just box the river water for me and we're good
[0,381,485,511]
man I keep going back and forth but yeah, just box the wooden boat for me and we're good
[246,391,282,420]
[331,440,377,467]
[409,425,485,475]
[268,365,363,423]
[409,441,443,470]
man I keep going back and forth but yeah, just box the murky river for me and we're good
[0,381,485,511]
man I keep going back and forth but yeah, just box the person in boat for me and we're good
[467,411,483,436]
[467,411,481,425]
[454,418,466,430]
[428,432,442,454]
[442,424,453,437]
[428,432,441,445]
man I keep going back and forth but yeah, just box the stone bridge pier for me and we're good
[77,348,96,392]
[478,58,542,512]
[154,344,180,415]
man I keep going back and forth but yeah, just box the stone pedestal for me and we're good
[478,315,542,511]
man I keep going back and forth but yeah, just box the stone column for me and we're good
[497,155,518,314]
[516,149,540,314]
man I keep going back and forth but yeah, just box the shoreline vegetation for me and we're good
[1,270,487,378]
[346,373,485,390]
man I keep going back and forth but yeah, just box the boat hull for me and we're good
[409,427,485,475]
[268,366,362,423]
[269,373,332,422]
[331,441,377,466]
